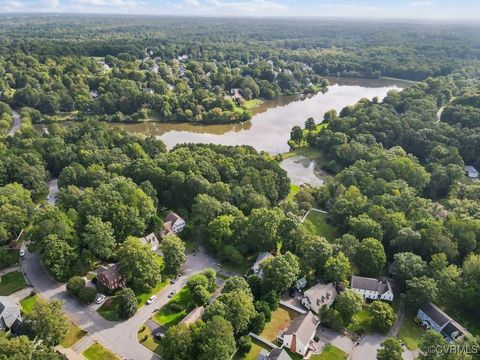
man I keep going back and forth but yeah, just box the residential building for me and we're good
[417,303,469,341]
[250,252,273,278]
[139,232,160,251]
[279,311,319,358]
[350,276,394,301]
[162,212,186,236]
[257,348,292,360]
[465,165,479,181]
[295,277,307,291]
[0,296,22,333]
[97,263,125,291]
[301,282,338,314]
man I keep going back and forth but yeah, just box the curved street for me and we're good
[21,247,221,359]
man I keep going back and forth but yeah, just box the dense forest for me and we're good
[1,15,480,130]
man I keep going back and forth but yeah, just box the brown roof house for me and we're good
[139,233,160,251]
[97,264,125,291]
[279,311,319,358]
[162,212,186,237]
[301,282,338,314]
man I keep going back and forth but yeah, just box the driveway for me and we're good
[316,326,354,355]
[351,334,414,360]
[47,178,59,205]
[7,110,21,136]
[22,246,222,360]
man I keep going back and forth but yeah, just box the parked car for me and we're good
[170,278,178,284]
[19,249,25,257]
[168,291,176,298]
[95,294,106,304]
[147,295,157,304]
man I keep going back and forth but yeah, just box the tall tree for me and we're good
[24,299,68,346]
[355,238,386,277]
[162,234,186,275]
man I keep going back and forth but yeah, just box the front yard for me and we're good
[312,345,348,360]
[136,279,169,307]
[0,270,28,295]
[259,307,297,341]
[98,297,122,321]
[347,306,375,334]
[137,325,162,356]
[152,287,194,327]
[398,315,424,350]
[83,342,119,360]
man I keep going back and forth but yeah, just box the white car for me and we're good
[19,249,25,257]
[95,294,106,304]
[147,295,157,304]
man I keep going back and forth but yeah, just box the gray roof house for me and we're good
[417,303,469,341]
[280,311,319,357]
[465,166,479,181]
[139,233,160,251]
[301,282,337,314]
[0,296,22,331]
[351,276,394,301]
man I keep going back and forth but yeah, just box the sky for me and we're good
[1,0,480,20]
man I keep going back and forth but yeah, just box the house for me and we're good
[417,303,469,341]
[139,233,160,251]
[97,263,125,291]
[280,311,319,358]
[295,277,307,291]
[301,282,338,314]
[162,212,186,237]
[465,166,478,181]
[250,252,273,278]
[0,296,22,333]
[350,276,394,301]
[257,348,292,360]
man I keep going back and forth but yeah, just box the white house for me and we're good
[280,311,319,358]
[250,252,273,278]
[465,165,479,181]
[163,212,186,236]
[417,303,469,341]
[301,282,337,314]
[139,232,160,251]
[350,276,394,301]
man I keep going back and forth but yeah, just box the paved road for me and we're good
[351,334,414,360]
[22,246,221,359]
[316,326,354,355]
[47,178,59,205]
[389,301,405,337]
[7,110,21,136]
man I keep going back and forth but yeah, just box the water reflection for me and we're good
[280,155,326,187]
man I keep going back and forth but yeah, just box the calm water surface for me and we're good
[113,77,409,154]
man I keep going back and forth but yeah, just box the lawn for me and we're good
[311,345,347,360]
[305,210,338,242]
[282,147,326,162]
[0,270,28,295]
[243,99,263,110]
[347,306,375,334]
[20,293,40,314]
[260,307,297,341]
[398,315,425,350]
[137,325,162,356]
[83,342,118,360]
[98,297,122,322]
[233,339,270,360]
[152,287,194,327]
[286,184,300,202]
[135,279,169,308]
[0,249,19,269]
[61,321,87,348]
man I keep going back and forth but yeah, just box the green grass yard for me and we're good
[137,325,162,356]
[20,294,40,314]
[98,297,122,322]
[398,315,425,350]
[347,306,375,334]
[83,342,118,360]
[286,184,300,202]
[306,211,338,242]
[233,339,270,360]
[311,345,347,360]
[152,287,194,327]
[135,280,169,308]
[0,270,28,295]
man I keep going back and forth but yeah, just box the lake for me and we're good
[112,77,410,155]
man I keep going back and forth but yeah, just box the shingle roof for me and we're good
[267,348,292,360]
[0,296,21,329]
[304,282,337,309]
[441,321,467,339]
[98,263,123,282]
[164,212,184,225]
[284,312,319,346]
[351,276,391,295]
[420,303,450,328]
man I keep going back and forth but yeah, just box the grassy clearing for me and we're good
[0,270,28,295]
[282,147,325,162]
[137,325,162,356]
[135,280,169,308]
[243,99,264,109]
[0,249,20,269]
[306,211,338,242]
[347,306,375,334]
[20,293,39,314]
[98,297,122,321]
[61,321,87,348]
[83,342,118,360]
[311,345,347,360]
[233,339,270,360]
[398,315,424,350]
[152,287,194,327]
[260,307,297,341]
[286,184,300,202]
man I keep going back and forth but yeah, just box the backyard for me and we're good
[398,315,424,350]
[305,210,338,242]
[260,307,298,341]
[152,287,194,327]
[0,270,28,295]
[233,339,271,360]
[83,342,119,360]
